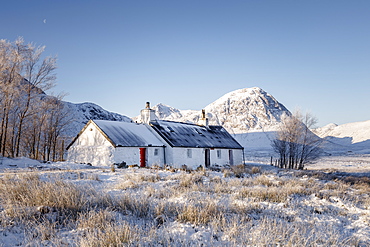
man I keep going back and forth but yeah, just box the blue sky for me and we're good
[2,0,370,127]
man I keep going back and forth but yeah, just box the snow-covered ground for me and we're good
[243,150,370,174]
[1,153,370,246]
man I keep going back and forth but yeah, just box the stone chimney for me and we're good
[199,109,209,127]
[140,102,157,124]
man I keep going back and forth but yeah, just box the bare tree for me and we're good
[271,110,322,169]
[22,94,72,161]
[0,38,23,156]
[14,38,57,157]
[0,37,70,161]
[41,95,72,161]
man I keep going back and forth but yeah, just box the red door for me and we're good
[140,148,146,167]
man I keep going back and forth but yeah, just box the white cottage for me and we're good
[67,103,244,169]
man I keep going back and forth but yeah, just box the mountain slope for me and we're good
[148,87,291,134]
[63,101,132,137]
[204,87,290,133]
[314,120,370,151]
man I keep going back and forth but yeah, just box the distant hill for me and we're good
[313,120,370,153]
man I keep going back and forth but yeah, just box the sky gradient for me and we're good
[2,0,370,127]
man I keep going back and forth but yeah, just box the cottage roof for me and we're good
[150,120,243,149]
[92,120,164,147]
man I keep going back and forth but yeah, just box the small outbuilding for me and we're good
[67,103,244,169]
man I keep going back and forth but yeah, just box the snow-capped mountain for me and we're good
[144,87,291,134]
[152,103,185,120]
[203,87,290,133]
[63,101,132,137]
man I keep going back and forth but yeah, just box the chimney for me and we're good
[199,109,209,127]
[140,102,157,124]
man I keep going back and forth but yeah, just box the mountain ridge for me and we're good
[313,120,370,150]
[140,87,291,134]
[62,101,132,138]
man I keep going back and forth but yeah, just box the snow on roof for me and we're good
[93,120,164,147]
[150,120,243,149]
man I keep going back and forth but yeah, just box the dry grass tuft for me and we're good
[117,194,153,218]
[177,201,223,225]
[230,164,246,178]
[178,173,203,188]
[25,219,57,243]
[115,180,139,190]
[0,174,90,212]
[79,221,138,247]
[77,209,115,231]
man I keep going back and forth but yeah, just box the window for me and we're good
[154,148,159,156]
[217,150,221,159]
[187,149,192,158]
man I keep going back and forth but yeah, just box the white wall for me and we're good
[72,122,112,147]
[167,147,244,169]
[67,145,114,166]
[210,149,229,167]
[229,149,244,166]
[170,148,204,170]
[67,122,114,166]
[113,146,164,167]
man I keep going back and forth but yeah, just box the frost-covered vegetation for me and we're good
[0,160,369,246]
[0,38,69,161]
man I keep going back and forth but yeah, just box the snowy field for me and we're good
[244,150,370,174]
[1,154,370,246]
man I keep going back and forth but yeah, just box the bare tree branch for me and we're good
[271,110,322,169]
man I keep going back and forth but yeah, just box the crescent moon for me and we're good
[43,19,47,24]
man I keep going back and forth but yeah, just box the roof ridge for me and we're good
[154,119,221,128]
